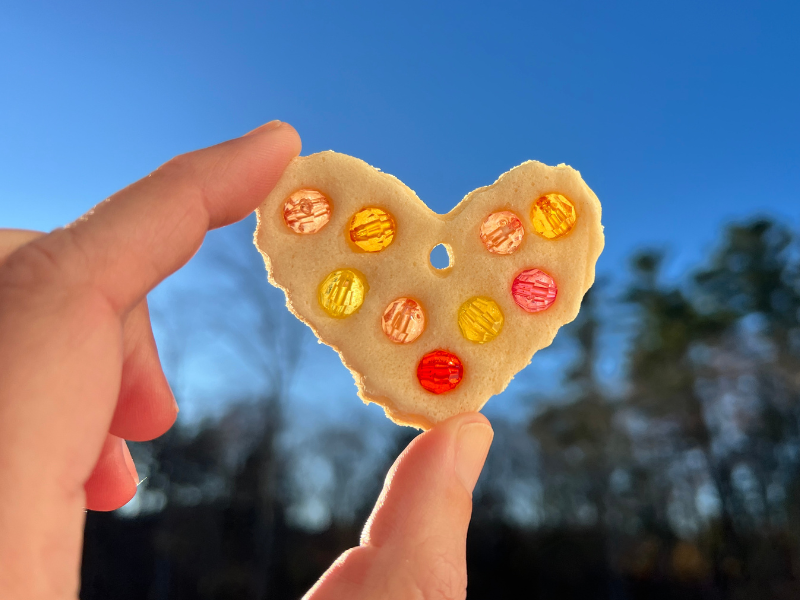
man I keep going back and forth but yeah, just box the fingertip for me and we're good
[122,439,139,486]
[244,120,302,158]
[433,411,492,434]
[397,412,493,497]
[192,119,303,230]
[110,352,178,441]
[109,394,177,442]
[84,435,138,512]
[272,121,302,160]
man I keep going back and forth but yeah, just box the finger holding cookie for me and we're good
[305,412,493,600]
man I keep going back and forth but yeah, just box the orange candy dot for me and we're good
[283,190,332,234]
[382,298,425,344]
[479,211,524,254]
[531,194,576,240]
[348,208,396,252]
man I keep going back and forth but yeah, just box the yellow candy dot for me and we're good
[348,208,396,252]
[318,269,368,318]
[458,296,504,344]
[531,193,577,239]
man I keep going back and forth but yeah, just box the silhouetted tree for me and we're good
[530,287,620,527]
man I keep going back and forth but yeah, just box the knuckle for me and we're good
[154,151,197,183]
[151,153,208,215]
[0,233,65,291]
[0,229,92,310]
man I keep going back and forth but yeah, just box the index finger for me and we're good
[2,120,300,314]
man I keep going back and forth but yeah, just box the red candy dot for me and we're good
[511,268,557,312]
[417,350,464,394]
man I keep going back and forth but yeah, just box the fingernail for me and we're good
[455,422,493,494]
[120,439,139,486]
[243,120,283,136]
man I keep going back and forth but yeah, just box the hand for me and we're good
[0,121,493,600]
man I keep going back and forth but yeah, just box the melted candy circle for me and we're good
[479,211,524,254]
[382,298,425,344]
[283,189,332,234]
[349,208,396,252]
[531,194,576,239]
[318,268,368,318]
[511,268,557,312]
[458,297,504,343]
[417,350,463,394]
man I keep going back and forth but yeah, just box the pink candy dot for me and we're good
[511,268,557,313]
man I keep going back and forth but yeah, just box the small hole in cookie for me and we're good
[429,244,452,271]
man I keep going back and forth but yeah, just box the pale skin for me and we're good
[0,121,494,600]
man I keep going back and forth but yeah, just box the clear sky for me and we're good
[2,1,799,426]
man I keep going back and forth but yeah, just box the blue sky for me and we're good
[2,1,799,427]
[3,1,798,271]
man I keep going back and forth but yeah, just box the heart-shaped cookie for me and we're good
[254,151,604,429]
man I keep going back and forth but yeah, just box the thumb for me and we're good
[306,412,493,600]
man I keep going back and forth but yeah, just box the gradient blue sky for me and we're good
[2,1,799,425]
